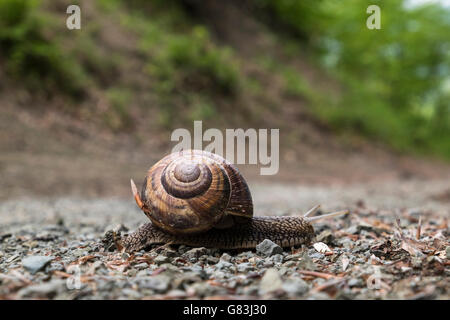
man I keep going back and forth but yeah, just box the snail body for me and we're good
[122,150,347,252]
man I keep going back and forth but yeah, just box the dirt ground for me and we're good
[1,101,449,299]
[1,103,449,300]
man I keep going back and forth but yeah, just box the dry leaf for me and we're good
[313,242,332,254]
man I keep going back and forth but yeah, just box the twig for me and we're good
[416,216,422,240]
[312,278,346,293]
[298,270,338,280]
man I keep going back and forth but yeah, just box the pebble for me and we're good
[18,280,66,298]
[446,246,450,259]
[263,261,274,268]
[308,292,331,300]
[282,261,297,268]
[122,288,142,299]
[345,225,359,234]
[134,262,148,270]
[348,278,364,287]
[165,289,187,299]
[1,198,447,300]
[284,253,303,261]
[216,260,235,271]
[184,247,207,261]
[256,239,283,257]
[259,268,283,295]
[154,255,170,265]
[6,254,19,263]
[140,275,171,293]
[297,252,316,270]
[316,230,335,244]
[206,256,219,264]
[187,282,227,297]
[220,253,232,262]
[237,262,255,272]
[309,252,325,259]
[282,278,309,296]
[22,255,54,274]
[267,254,284,264]
[313,242,332,254]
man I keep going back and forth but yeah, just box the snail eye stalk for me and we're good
[131,179,144,210]
[305,209,350,223]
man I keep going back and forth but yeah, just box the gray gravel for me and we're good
[0,181,449,299]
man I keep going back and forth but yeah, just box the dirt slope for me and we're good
[1,1,450,201]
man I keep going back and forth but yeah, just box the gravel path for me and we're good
[0,180,448,299]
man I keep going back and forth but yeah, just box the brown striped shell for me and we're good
[139,150,253,235]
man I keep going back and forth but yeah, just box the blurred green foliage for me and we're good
[112,0,241,127]
[0,0,86,97]
[104,87,133,131]
[1,0,448,159]
[151,26,240,95]
[258,0,450,158]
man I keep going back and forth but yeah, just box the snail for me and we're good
[119,149,348,252]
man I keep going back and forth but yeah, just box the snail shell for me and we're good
[138,150,253,235]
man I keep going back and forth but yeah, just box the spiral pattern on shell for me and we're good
[140,150,253,235]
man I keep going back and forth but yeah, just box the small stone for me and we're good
[0,233,12,242]
[6,254,19,263]
[282,261,297,268]
[172,272,203,289]
[187,282,227,297]
[122,288,141,299]
[212,270,227,279]
[237,262,255,272]
[345,225,358,234]
[72,249,88,257]
[165,289,187,299]
[157,263,180,273]
[313,242,332,254]
[206,256,219,264]
[127,269,138,277]
[47,262,65,272]
[297,252,316,270]
[263,261,274,268]
[22,255,54,274]
[411,257,423,268]
[159,247,178,258]
[348,278,364,287]
[220,253,232,262]
[316,230,335,244]
[341,256,350,272]
[307,292,331,300]
[278,267,290,276]
[284,253,303,261]
[237,251,253,258]
[140,275,171,293]
[282,278,309,296]
[134,262,148,270]
[241,284,259,296]
[309,252,325,260]
[256,239,283,257]
[216,260,234,271]
[259,268,283,295]
[18,280,66,298]
[184,247,207,261]
[154,255,169,265]
[267,254,284,264]
[446,246,450,259]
